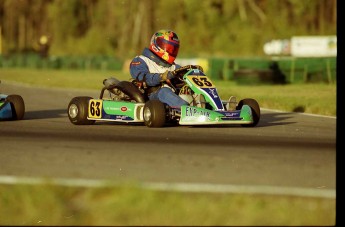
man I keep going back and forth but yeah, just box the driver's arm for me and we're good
[129,57,162,86]
[130,57,181,86]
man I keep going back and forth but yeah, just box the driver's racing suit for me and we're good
[129,48,188,108]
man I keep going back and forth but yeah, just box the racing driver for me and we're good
[129,29,189,108]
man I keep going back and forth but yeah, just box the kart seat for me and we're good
[102,78,146,103]
[116,81,146,103]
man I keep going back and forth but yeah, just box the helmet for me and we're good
[149,30,180,64]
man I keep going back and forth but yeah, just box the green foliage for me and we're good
[0,0,337,59]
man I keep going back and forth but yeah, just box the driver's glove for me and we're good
[160,70,175,82]
[195,65,204,72]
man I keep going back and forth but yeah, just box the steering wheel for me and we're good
[166,65,204,92]
[171,65,203,79]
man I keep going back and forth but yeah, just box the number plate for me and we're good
[88,99,103,118]
[187,75,215,88]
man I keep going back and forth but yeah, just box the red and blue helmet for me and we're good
[149,30,180,64]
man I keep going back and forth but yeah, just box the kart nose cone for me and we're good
[69,104,79,118]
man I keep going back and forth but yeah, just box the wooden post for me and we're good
[303,64,308,82]
[326,59,332,84]
[0,26,2,55]
[290,58,295,83]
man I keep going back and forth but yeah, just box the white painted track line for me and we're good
[0,175,335,199]
[260,108,336,119]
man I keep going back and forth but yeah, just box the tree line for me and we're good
[0,0,337,59]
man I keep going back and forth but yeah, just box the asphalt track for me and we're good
[0,81,336,197]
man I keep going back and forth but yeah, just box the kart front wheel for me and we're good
[237,98,260,127]
[143,100,166,128]
[68,96,95,125]
[6,95,25,120]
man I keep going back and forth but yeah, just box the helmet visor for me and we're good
[156,38,179,58]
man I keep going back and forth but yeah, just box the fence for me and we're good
[0,54,123,71]
[0,54,336,84]
[208,57,336,84]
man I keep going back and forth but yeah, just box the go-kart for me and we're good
[0,80,25,120]
[67,65,260,128]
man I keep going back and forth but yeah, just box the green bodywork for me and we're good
[102,100,137,118]
[179,105,253,125]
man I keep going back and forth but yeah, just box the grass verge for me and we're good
[0,183,336,226]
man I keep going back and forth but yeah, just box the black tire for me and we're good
[6,95,25,120]
[143,100,166,128]
[67,96,95,125]
[237,98,260,127]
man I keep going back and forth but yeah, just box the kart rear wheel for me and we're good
[237,98,260,127]
[143,100,166,128]
[6,94,25,120]
[68,96,95,125]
